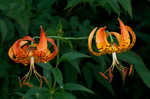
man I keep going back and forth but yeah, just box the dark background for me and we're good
[0,0,150,99]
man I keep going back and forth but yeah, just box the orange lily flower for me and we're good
[8,26,58,87]
[88,18,136,82]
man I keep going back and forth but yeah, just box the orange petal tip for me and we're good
[40,25,44,33]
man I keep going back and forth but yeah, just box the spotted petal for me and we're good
[118,18,130,49]
[8,36,34,65]
[96,26,110,53]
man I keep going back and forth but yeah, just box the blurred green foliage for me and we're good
[0,0,150,99]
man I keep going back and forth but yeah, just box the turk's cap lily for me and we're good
[8,26,58,87]
[88,18,136,56]
[88,18,136,82]
[8,26,58,65]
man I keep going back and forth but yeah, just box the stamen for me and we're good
[128,64,133,76]
[40,79,43,88]
[20,57,34,83]
[99,72,109,80]
[121,67,128,81]
[18,56,49,87]
[30,57,43,82]
[111,52,119,70]
[23,82,33,87]
[108,67,113,82]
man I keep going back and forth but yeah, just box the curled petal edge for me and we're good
[125,26,136,50]
[8,36,34,62]
[47,38,58,61]
[88,27,103,56]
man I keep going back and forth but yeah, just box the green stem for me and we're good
[56,38,60,68]
[33,36,88,40]
[50,95,53,99]
[52,35,60,89]
[107,32,114,44]
[106,31,115,50]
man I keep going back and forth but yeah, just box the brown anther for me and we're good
[99,72,109,80]
[43,76,49,85]
[40,79,43,88]
[108,67,113,82]
[18,77,23,88]
[23,82,33,88]
[128,64,133,76]
[122,68,128,81]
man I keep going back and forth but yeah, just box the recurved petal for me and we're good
[125,26,136,50]
[37,26,48,50]
[118,18,130,41]
[46,38,58,61]
[8,36,34,59]
[96,26,109,50]
[110,32,121,45]
[88,27,103,56]
[110,32,121,51]
[96,27,115,54]
[8,36,34,65]
[11,36,34,56]
[96,27,108,49]
[118,18,131,50]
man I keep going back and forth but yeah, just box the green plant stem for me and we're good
[52,35,60,90]
[50,95,53,99]
[56,38,60,68]
[106,31,114,44]
[106,31,115,49]
[50,35,60,99]
[33,36,88,40]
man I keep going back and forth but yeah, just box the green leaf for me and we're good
[60,51,90,72]
[37,0,55,9]
[118,51,150,88]
[0,19,8,44]
[37,63,52,70]
[69,59,80,73]
[97,0,112,15]
[6,0,31,35]
[60,51,90,62]
[65,0,83,9]
[82,64,93,88]
[0,0,11,11]
[64,83,94,94]
[136,31,150,43]
[52,68,63,87]
[23,87,40,99]
[118,0,132,17]
[36,63,53,88]
[23,87,49,99]
[105,0,120,15]
[64,64,78,83]
[4,19,15,41]
[15,92,24,96]
[93,70,115,95]
[53,91,77,99]
[92,56,108,71]
[43,69,52,88]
